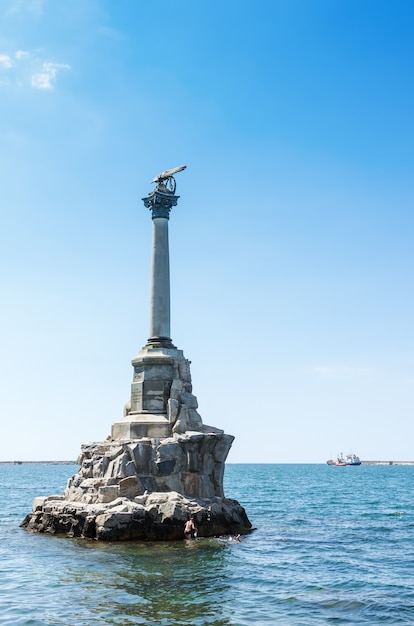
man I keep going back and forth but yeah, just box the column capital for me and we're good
[142,184,179,219]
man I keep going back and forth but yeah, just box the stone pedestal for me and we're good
[111,415,171,440]
[111,343,202,440]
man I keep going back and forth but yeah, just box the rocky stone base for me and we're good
[20,427,253,541]
[67,428,234,503]
[20,490,252,541]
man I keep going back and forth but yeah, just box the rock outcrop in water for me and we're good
[20,171,252,541]
[21,428,251,540]
[21,490,250,541]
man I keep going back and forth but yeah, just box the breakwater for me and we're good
[0,460,76,465]
[361,460,414,466]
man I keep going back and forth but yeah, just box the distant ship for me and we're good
[327,453,361,466]
[345,453,361,466]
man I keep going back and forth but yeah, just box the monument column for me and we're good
[143,185,178,345]
[111,167,188,440]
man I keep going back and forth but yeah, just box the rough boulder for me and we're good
[21,428,252,540]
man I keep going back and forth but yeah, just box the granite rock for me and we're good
[21,490,252,541]
[21,427,252,541]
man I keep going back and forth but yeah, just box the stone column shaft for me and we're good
[142,184,179,345]
[149,217,170,341]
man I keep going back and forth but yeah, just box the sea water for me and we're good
[1,463,414,625]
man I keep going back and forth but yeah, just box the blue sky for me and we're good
[0,0,413,462]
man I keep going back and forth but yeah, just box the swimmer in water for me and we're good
[184,517,197,539]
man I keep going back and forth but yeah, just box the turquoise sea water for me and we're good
[1,463,414,625]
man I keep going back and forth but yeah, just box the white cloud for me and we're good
[0,49,70,91]
[5,0,44,16]
[28,0,44,14]
[31,62,71,90]
[310,365,372,380]
[15,50,30,60]
[0,55,13,68]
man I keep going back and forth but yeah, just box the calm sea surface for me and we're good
[1,463,414,625]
